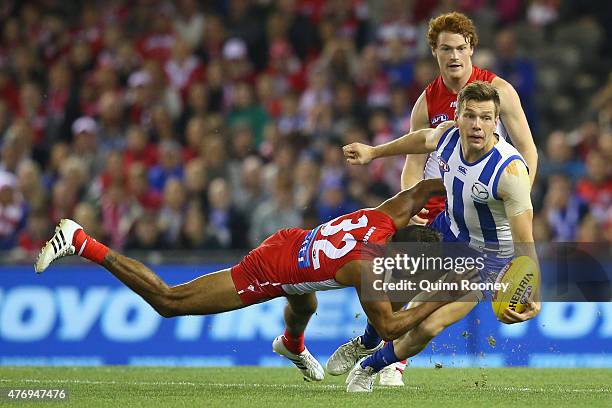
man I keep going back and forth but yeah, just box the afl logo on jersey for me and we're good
[439,158,450,172]
[431,113,449,126]
[471,181,489,202]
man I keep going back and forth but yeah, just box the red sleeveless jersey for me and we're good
[420,66,497,223]
[231,209,396,304]
[425,65,496,127]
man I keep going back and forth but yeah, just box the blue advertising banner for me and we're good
[0,265,611,367]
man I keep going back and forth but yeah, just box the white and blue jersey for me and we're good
[430,127,527,282]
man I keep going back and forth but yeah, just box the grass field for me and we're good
[1,366,611,407]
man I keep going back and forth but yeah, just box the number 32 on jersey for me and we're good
[311,215,369,270]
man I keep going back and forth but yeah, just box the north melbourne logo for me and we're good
[471,181,489,201]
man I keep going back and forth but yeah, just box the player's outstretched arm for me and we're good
[342,121,454,165]
[336,261,449,341]
[401,91,432,225]
[337,261,476,341]
[497,160,541,323]
[493,77,538,185]
[376,178,446,230]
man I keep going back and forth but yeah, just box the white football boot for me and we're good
[34,219,83,273]
[272,335,324,381]
[378,363,405,386]
[326,337,384,376]
[346,357,376,392]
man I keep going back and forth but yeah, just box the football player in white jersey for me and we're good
[337,81,540,392]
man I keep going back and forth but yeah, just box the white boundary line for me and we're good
[0,378,610,393]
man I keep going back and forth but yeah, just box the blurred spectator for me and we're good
[136,7,176,62]
[317,174,358,223]
[183,158,208,206]
[543,174,589,241]
[389,87,412,135]
[538,131,585,182]
[158,178,187,247]
[125,211,166,251]
[177,82,208,134]
[299,65,332,123]
[49,178,78,224]
[124,124,158,169]
[148,140,184,191]
[222,38,254,84]
[256,73,282,118]
[207,178,248,249]
[173,0,205,49]
[293,152,321,210]
[406,58,437,106]
[71,116,103,174]
[277,91,306,135]
[527,0,560,28]
[127,162,162,211]
[576,214,604,242]
[182,116,206,162]
[73,202,108,245]
[16,160,46,212]
[575,151,612,221]
[0,171,27,249]
[100,179,134,250]
[493,28,537,129]
[17,211,49,253]
[97,91,126,153]
[383,37,414,88]
[164,37,205,101]
[179,202,221,250]
[200,134,230,181]
[233,156,268,218]
[227,82,270,147]
[250,174,302,246]
[355,44,390,109]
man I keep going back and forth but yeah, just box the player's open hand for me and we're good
[343,143,375,165]
[499,301,541,324]
[409,209,429,226]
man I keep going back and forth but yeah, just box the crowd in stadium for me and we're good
[0,0,610,259]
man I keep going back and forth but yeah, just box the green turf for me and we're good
[0,366,610,407]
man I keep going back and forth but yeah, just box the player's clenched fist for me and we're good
[343,143,375,165]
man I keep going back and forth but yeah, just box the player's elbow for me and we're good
[154,299,180,318]
[153,288,184,318]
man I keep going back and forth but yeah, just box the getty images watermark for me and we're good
[359,242,611,303]
[369,253,512,293]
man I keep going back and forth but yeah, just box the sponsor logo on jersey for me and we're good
[297,225,320,268]
[458,165,467,175]
[450,101,458,108]
[431,113,449,125]
[439,158,450,172]
[471,181,489,202]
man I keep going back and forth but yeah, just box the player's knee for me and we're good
[416,319,445,340]
[288,295,318,316]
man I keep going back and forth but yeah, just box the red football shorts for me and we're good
[231,228,306,306]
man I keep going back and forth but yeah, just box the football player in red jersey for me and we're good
[405,12,537,226]
[35,177,471,382]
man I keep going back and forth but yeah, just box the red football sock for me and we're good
[282,329,305,354]
[72,229,110,264]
